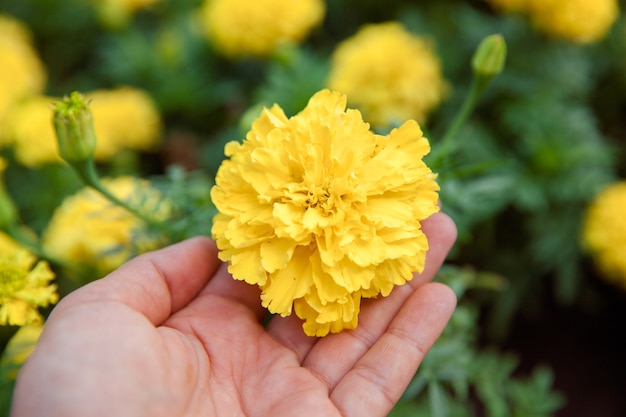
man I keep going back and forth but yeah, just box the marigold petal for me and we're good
[309,251,351,302]
[362,198,415,228]
[295,292,360,337]
[315,230,346,267]
[224,219,275,249]
[273,203,311,242]
[261,246,314,315]
[227,248,267,286]
[260,238,297,273]
[322,258,376,293]
[363,258,418,298]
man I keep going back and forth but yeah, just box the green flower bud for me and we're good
[53,92,98,163]
[472,34,507,78]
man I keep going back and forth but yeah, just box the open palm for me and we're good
[12,212,457,417]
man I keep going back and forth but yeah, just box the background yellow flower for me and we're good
[582,181,626,289]
[211,89,440,336]
[0,14,46,138]
[0,250,58,326]
[87,87,163,160]
[42,176,171,278]
[486,0,619,44]
[527,0,619,43]
[2,96,63,167]
[327,22,448,129]
[197,0,325,58]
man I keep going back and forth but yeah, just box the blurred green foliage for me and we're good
[389,265,565,416]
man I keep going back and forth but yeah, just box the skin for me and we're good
[11,212,457,417]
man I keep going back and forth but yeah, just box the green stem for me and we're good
[4,223,45,259]
[69,158,170,235]
[437,74,487,163]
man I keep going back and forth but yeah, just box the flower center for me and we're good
[305,185,330,209]
[284,180,348,218]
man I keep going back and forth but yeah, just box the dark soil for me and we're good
[504,278,626,417]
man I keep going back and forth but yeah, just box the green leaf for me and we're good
[429,381,450,417]
[509,367,566,417]
[254,46,329,116]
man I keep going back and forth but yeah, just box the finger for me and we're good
[267,211,457,365]
[52,236,219,326]
[331,282,457,417]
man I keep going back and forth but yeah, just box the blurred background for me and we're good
[1,0,626,415]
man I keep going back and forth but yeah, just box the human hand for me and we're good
[11,212,457,417]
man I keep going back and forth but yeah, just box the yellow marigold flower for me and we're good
[197,0,325,58]
[211,89,440,337]
[0,324,43,380]
[87,87,162,160]
[42,176,170,277]
[2,87,161,167]
[0,249,58,326]
[526,0,619,44]
[582,181,626,289]
[327,22,448,129]
[2,96,63,167]
[0,15,46,134]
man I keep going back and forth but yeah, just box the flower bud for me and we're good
[52,92,97,163]
[472,34,507,79]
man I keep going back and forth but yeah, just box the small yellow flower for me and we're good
[526,0,619,43]
[197,0,325,58]
[211,89,440,336]
[0,249,58,326]
[582,181,626,289]
[42,176,171,278]
[1,87,161,167]
[487,0,619,44]
[0,14,46,134]
[0,324,43,380]
[327,22,448,129]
